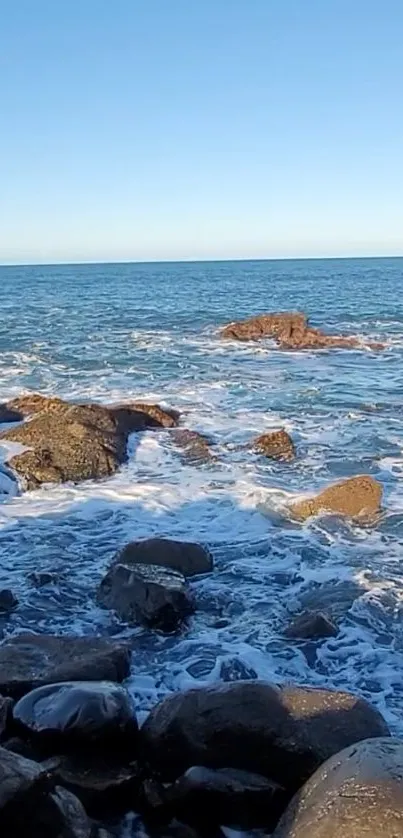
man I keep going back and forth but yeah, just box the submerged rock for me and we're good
[171,429,213,465]
[141,681,389,791]
[0,589,19,613]
[148,765,286,830]
[0,395,180,489]
[13,681,138,751]
[115,538,213,578]
[221,311,383,350]
[0,634,130,699]
[273,737,403,838]
[97,563,194,632]
[285,610,338,640]
[291,475,383,520]
[253,429,295,461]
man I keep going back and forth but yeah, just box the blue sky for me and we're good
[1,0,402,263]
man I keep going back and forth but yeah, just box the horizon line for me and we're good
[1,253,403,269]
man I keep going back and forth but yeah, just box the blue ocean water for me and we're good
[1,257,403,731]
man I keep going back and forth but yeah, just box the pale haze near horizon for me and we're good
[1,0,402,265]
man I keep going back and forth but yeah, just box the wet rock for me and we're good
[291,475,383,521]
[3,394,68,419]
[0,634,130,699]
[141,681,389,791]
[2,736,43,761]
[13,784,93,838]
[0,589,19,613]
[0,745,54,820]
[154,765,286,830]
[285,611,338,640]
[219,658,258,681]
[0,697,14,741]
[13,681,138,753]
[115,538,213,578]
[130,403,180,428]
[253,430,295,461]
[0,396,180,489]
[52,755,141,816]
[171,430,213,464]
[221,311,382,350]
[273,737,403,838]
[97,563,195,633]
[28,571,59,587]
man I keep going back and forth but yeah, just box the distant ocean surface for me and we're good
[1,257,403,731]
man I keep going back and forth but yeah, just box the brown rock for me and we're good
[285,611,338,640]
[115,538,213,577]
[3,394,68,419]
[0,397,179,489]
[291,475,382,521]
[221,311,382,351]
[120,402,180,429]
[171,429,213,464]
[0,634,130,699]
[273,737,403,838]
[254,430,295,461]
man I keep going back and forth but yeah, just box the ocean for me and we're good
[1,257,403,733]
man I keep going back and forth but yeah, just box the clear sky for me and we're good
[1,0,403,264]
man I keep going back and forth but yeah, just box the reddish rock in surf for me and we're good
[253,429,295,461]
[291,475,382,521]
[221,311,383,350]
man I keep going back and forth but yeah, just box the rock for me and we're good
[13,681,138,754]
[285,611,338,640]
[273,737,403,838]
[153,765,287,830]
[141,681,389,790]
[2,737,42,761]
[291,475,383,521]
[51,755,141,816]
[0,406,23,424]
[171,430,213,464]
[0,396,180,489]
[28,571,59,587]
[0,697,14,741]
[2,394,68,419]
[221,311,382,351]
[115,538,213,578]
[0,745,54,818]
[97,563,194,633]
[0,589,19,613]
[0,634,130,699]
[9,784,92,837]
[253,430,295,461]
[131,403,180,428]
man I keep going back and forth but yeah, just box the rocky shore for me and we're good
[0,312,396,836]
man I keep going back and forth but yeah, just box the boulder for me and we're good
[0,634,130,699]
[0,745,54,821]
[97,563,195,633]
[291,475,383,521]
[145,765,287,830]
[51,755,141,816]
[141,681,389,790]
[284,611,338,640]
[0,697,14,741]
[1,394,68,419]
[131,403,180,428]
[13,681,138,752]
[221,311,382,351]
[115,538,213,578]
[273,737,403,838]
[0,396,180,489]
[6,783,92,838]
[171,430,213,464]
[253,430,295,461]
[0,589,19,613]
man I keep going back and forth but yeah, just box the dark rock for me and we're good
[51,755,141,816]
[285,611,338,640]
[171,430,213,465]
[13,681,138,754]
[2,736,43,761]
[153,765,286,829]
[0,744,54,817]
[291,475,383,521]
[0,589,19,613]
[141,681,389,791]
[253,430,295,461]
[273,737,403,838]
[0,634,130,699]
[28,571,59,587]
[0,406,23,423]
[0,396,180,489]
[13,784,92,837]
[115,538,213,578]
[98,563,195,633]
[221,311,383,351]
[0,697,14,741]
[219,658,257,681]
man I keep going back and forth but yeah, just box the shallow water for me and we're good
[1,257,403,733]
